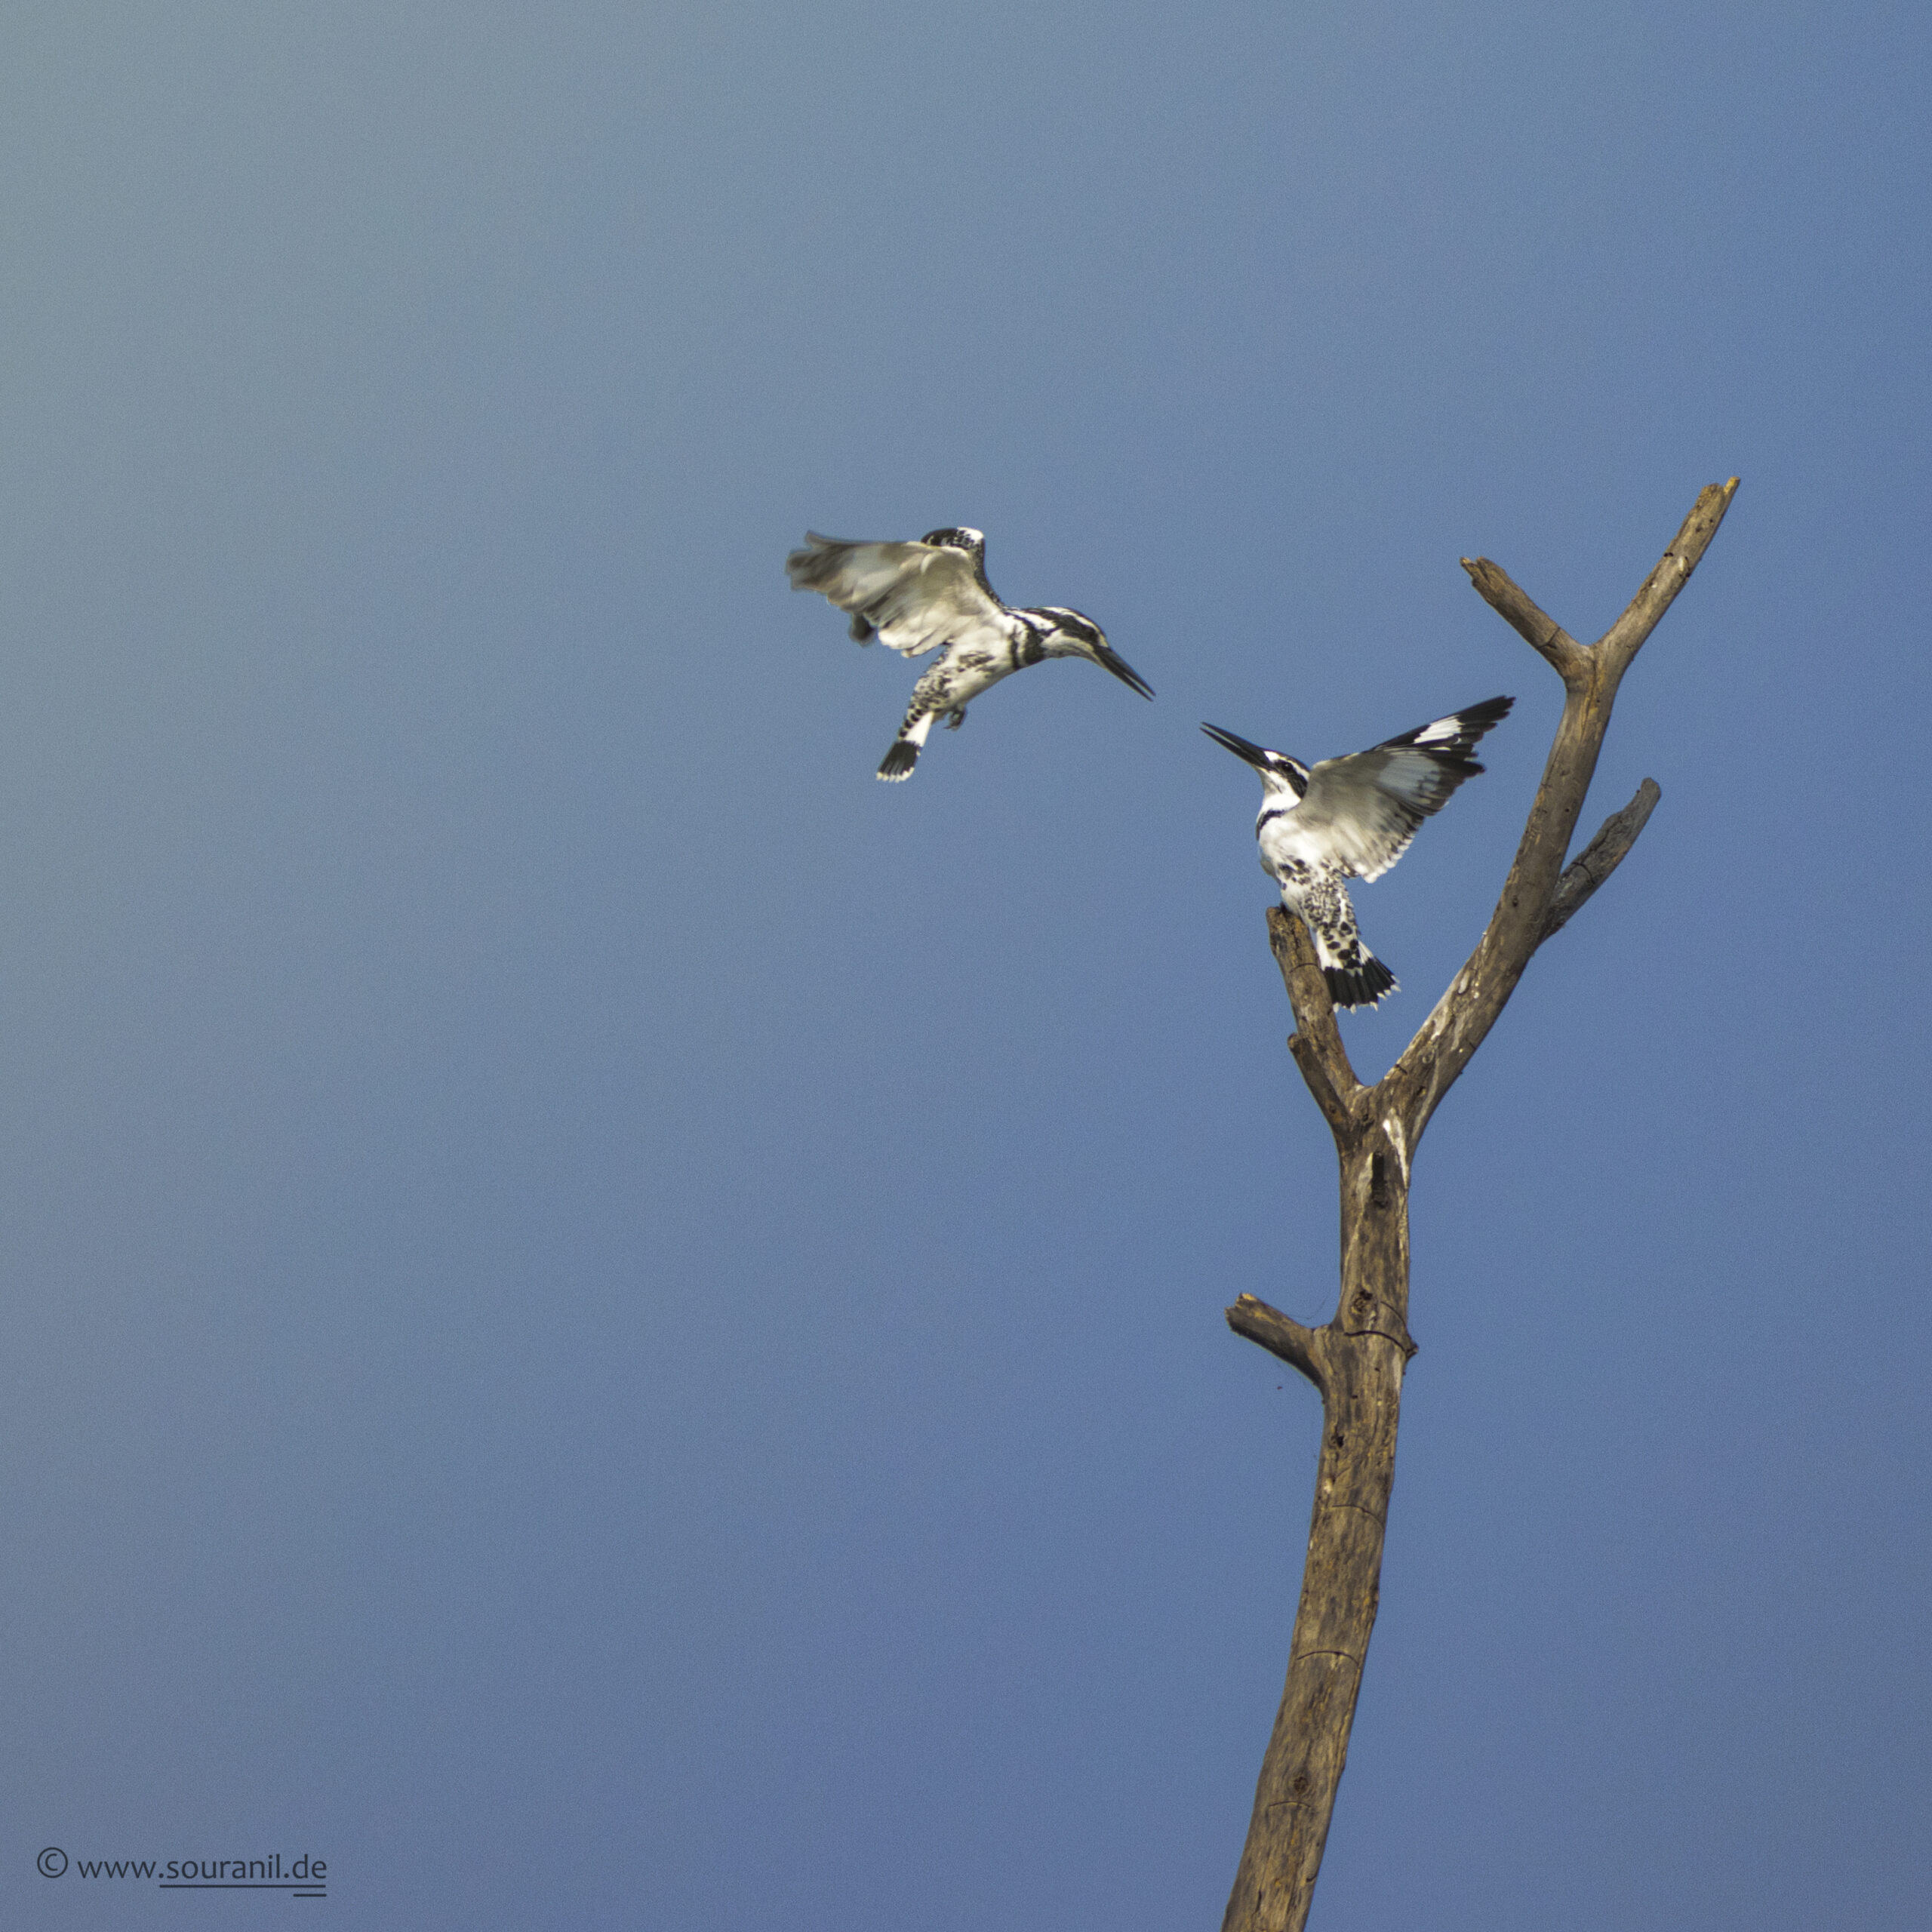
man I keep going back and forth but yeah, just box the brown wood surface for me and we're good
[1219,482,1736,1932]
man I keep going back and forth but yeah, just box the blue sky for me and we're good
[2,3,1927,1927]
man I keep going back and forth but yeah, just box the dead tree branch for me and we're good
[1219,481,1737,1932]
[1543,777,1662,940]
[1389,478,1737,1145]
[1226,1295,1325,1392]
[1266,907,1364,1136]
[1456,560,1588,682]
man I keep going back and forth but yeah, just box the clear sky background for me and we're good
[2,3,1927,1927]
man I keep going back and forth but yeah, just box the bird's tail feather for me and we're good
[877,708,937,782]
[1296,891,1398,1010]
[1306,915,1398,1008]
[1321,954,1398,1009]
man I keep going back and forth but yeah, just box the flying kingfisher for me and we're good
[786,527,1152,780]
[1203,696,1515,1008]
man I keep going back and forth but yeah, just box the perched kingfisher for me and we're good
[1203,696,1515,1008]
[786,527,1152,780]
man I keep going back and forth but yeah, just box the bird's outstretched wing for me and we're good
[785,534,1009,658]
[1298,696,1514,881]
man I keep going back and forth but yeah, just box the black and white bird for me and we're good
[1203,696,1515,1009]
[786,527,1152,780]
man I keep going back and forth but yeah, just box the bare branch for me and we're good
[1459,557,1589,685]
[1266,908,1364,1141]
[1226,1295,1325,1392]
[1599,478,1739,677]
[1540,778,1661,941]
[1389,481,1737,1143]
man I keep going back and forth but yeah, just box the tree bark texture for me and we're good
[1218,482,1737,1932]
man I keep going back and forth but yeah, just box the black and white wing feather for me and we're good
[1298,696,1515,881]
[785,534,1010,659]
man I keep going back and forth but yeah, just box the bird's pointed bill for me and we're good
[1095,645,1154,699]
[1200,722,1272,768]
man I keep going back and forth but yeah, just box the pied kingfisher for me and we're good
[1203,696,1515,1008]
[786,527,1152,780]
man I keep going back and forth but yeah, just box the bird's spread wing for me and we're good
[786,534,1009,658]
[1297,696,1515,881]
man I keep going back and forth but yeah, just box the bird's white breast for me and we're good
[1256,804,1330,880]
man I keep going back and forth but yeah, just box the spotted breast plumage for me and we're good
[1203,696,1515,1008]
[786,527,1152,780]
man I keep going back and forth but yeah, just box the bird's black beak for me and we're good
[1200,722,1272,769]
[1094,645,1154,700]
